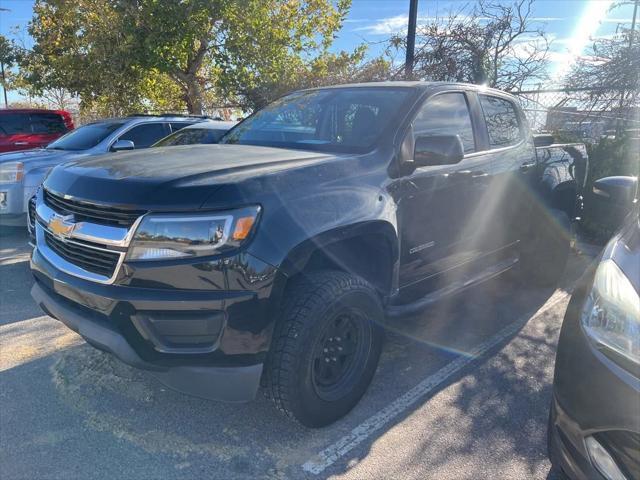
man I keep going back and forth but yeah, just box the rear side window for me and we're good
[119,123,169,148]
[0,113,31,135]
[170,122,196,133]
[29,113,68,134]
[413,93,475,153]
[479,95,522,147]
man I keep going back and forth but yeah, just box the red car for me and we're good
[0,109,74,153]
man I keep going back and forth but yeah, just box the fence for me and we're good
[512,87,640,143]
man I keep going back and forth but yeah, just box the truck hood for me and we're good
[43,144,341,210]
[0,148,82,167]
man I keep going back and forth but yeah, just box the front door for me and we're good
[396,91,491,292]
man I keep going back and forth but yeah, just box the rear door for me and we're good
[477,94,536,252]
[0,112,30,152]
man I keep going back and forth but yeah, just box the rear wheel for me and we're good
[263,271,384,427]
[519,209,571,286]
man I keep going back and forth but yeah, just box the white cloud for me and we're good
[529,17,567,22]
[600,17,635,24]
[353,14,409,35]
[353,14,492,35]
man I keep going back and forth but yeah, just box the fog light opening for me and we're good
[585,436,627,480]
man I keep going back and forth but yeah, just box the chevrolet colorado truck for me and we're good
[30,82,587,427]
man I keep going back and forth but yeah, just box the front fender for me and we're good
[278,220,399,277]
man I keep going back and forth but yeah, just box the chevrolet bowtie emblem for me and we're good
[48,214,75,238]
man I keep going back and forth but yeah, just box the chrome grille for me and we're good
[28,195,36,233]
[44,189,145,227]
[44,230,120,278]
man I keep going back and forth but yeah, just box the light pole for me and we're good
[405,0,418,79]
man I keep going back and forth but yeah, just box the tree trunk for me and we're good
[183,75,204,115]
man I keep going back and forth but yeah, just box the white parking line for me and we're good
[301,290,570,475]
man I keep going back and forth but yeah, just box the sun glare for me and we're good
[553,0,614,81]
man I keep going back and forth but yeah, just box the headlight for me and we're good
[581,259,640,366]
[127,206,260,261]
[0,162,24,183]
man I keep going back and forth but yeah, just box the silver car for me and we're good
[0,114,204,227]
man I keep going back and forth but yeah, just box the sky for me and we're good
[0,0,637,104]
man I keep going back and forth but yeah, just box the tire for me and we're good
[547,405,569,479]
[263,270,384,427]
[519,209,571,287]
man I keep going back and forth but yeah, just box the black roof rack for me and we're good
[126,113,211,119]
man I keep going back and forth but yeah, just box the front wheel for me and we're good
[263,271,384,427]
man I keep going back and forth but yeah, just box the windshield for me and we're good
[220,88,411,153]
[153,127,228,147]
[47,122,124,151]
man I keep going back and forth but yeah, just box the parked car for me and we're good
[0,114,204,226]
[153,120,237,147]
[0,109,74,153]
[30,82,587,426]
[549,175,639,480]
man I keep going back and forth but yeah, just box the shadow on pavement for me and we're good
[0,247,595,479]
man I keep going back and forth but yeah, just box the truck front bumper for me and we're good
[32,281,263,402]
[30,242,280,402]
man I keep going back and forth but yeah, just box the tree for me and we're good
[0,34,19,107]
[565,27,639,117]
[24,0,155,115]
[22,0,386,114]
[390,0,551,91]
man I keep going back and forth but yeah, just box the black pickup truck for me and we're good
[30,82,587,427]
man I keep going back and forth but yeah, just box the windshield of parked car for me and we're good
[220,88,412,153]
[153,127,228,147]
[46,121,125,151]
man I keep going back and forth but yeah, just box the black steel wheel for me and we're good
[263,270,384,427]
[311,311,373,402]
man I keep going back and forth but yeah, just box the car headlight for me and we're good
[0,162,24,183]
[581,259,640,366]
[127,206,260,261]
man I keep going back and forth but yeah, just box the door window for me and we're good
[118,123,168,148]
[29,113,68,134]
[413,93,476,153]
[479,95,522,147]
[170,122,196,133]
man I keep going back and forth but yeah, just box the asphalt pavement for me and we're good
[0,226,597,479]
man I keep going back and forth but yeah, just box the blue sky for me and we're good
[0,0,636,103]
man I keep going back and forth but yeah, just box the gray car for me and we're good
[0,114,204,226]
[549,176,639,480]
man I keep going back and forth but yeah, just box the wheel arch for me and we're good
[276,220,399,299]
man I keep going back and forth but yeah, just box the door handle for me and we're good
[450,170,472,178]
[13,141,29,146]
[519,162,536,172]
[471,172,488,179]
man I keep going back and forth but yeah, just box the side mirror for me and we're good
[533,133,554,147]
[111,140,135,152]
[413,135,464,167]
[591,176,638,230]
